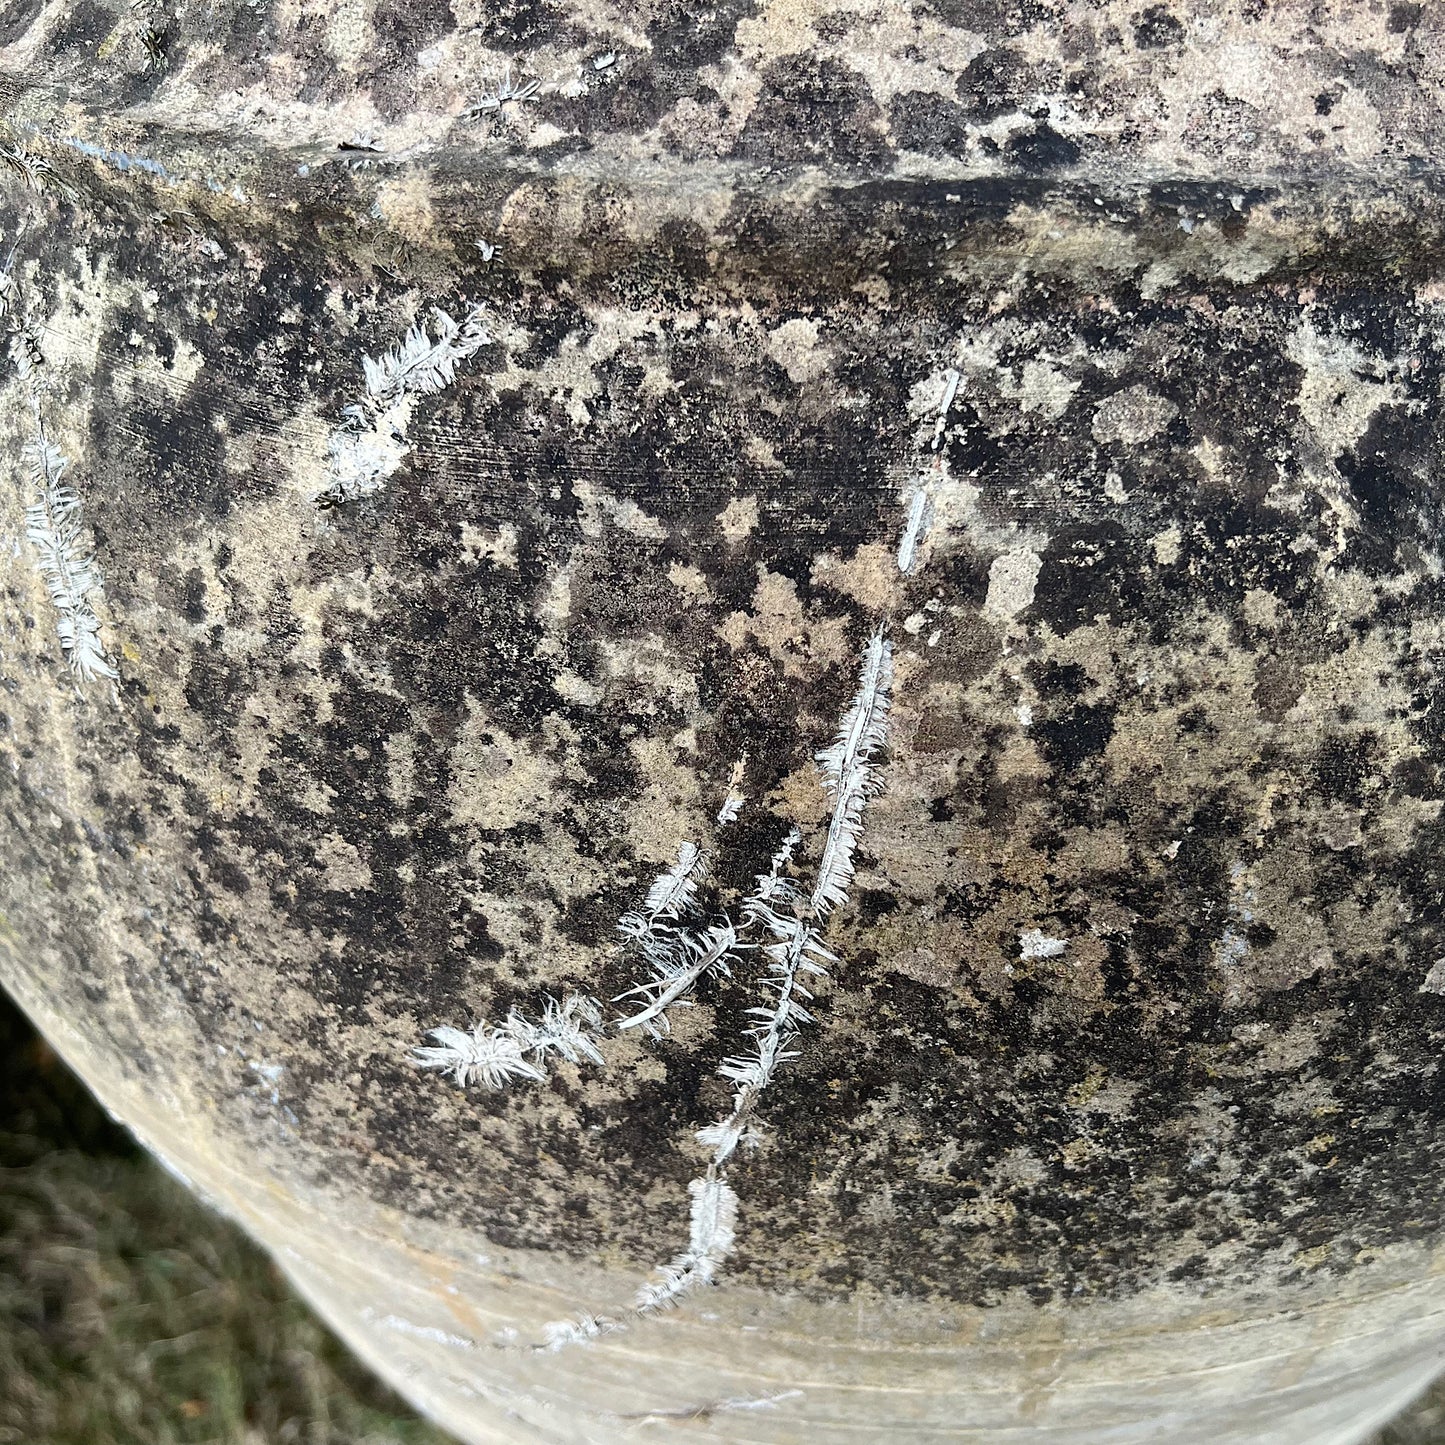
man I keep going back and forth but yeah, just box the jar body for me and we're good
[4,4,1445,1441]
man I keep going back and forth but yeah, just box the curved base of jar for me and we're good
[6,967,1443,1445]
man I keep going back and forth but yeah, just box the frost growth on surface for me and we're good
[614,841,723,1034]
[716,756,747,824]
[23,431,116,685]
[614,920,742,1034]
[812,629,895,915]
[633,1176,740,1312]
[414,993,604,1090]
[539,628,894,1349]
[361,306,490,403]
[320,304,489,505]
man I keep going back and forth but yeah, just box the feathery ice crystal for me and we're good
[716,756,747,825]
[415,993,604,1091]
[468,64,541,116]
[544,1176,740,1347]
[614,920,743,1034]
[320,304,490,505]
[361,306,490,403]
[414,1023,542,1091]
[614,841,722,1034]
[508,992,606,1067]
[3,221,113,689]
[541,1312,619,1351]
[897,367,961,574]
[897,487,930,575]
[695,830,836,1163]
[23,433,117,685]
[539,627,895,1347]
[654,631,892,1300]
[634,1175,740,1312]
[618,840,707,939]
[0,142,69,198]
[812,629,894,916]
[437,374,930,1354]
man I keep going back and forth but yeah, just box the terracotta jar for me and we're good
[3,4,1445,1441]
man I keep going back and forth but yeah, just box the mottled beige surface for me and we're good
[10,0,1442,178]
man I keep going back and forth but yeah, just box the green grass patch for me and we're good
[0,992,456,1445]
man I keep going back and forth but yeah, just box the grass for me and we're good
[0,984,1437,1443]
[0,989,456,1445]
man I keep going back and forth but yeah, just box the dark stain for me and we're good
[888,90,973,157]
[0,0,42,46]
[6,82,1445,1325]
[1133,5,1186,48]
[45,0,111,50]
[733,54,892,171]
[647,0,756,71]
[955,46,1035,121]
[1004,123,1081,171]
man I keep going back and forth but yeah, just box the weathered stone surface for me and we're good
[4,2,1445,1441]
